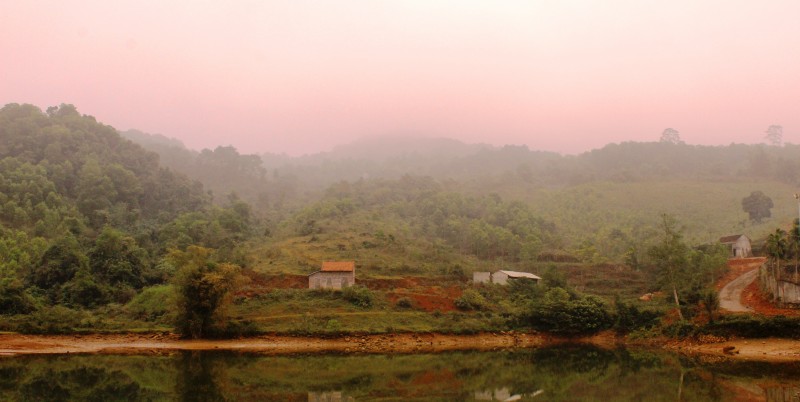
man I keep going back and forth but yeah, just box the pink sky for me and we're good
[2,1,799,155]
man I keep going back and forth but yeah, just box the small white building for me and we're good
[491,270,541,285]
[719,235,752,258]
[308,261,355,289]
[473,272,491,284]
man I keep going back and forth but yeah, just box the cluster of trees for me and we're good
[0,104,252,334]
[126,128,800,264]
[646,215,728,320]
[284,176,559,262]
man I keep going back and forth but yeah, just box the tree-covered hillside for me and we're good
[0,104,252,317]
[126,128,800,263]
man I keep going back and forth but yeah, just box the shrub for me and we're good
[0,279,36,314]
[324,319,342,334]
[125,285,174,321]
[702,315,800,339]
[662,321,696,338]
[343,285,373,308]
[396,297,413,309]
[16,306,86,334]
[614,299,661,333]
[526,288,612,336]
[455,289,489,311]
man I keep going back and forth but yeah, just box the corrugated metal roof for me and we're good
[719,234,746,244]
[321,261,355,272]
[497,270,541,280]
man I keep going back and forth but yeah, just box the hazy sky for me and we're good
[2,1,799,155]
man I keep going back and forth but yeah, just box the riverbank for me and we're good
[2,332,799,362]
[0,332,549,356]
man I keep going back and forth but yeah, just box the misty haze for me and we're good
[1,1,800,401]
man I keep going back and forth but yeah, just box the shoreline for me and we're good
[1,332,799,362]
[0,332,549,356]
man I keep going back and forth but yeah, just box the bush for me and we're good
[16,306,87,334]
[125,285,174,321]
[455,289,489,311]
[614,299,661,333]
[525,288,612,336]
[662,321,696,338]
[342,285,373,308]
[396,297,413,309]
[0,279,36,315]
[703,315,800,339]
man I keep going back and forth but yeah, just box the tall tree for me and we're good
[648,214,690,320]
[790,219,800,276]
[765,228,788,302]
[170,246,241,338]
[659,128,682,144]
[764,125,783,146]
[741,191,773,223]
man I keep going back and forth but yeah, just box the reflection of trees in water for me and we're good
[175,351,229,402]
[0,348,799,400]
[16,364,154,401]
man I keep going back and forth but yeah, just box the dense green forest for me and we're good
[0,104,252,322]
[2,102,799,337]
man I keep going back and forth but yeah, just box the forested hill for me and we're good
[126,129,800,193]
[124,128,799,250]
[0,103,252,313]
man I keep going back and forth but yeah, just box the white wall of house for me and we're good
[308,272,354,289]
[473,272,491,284]
[733,236,752,258]
[491,271,510,285]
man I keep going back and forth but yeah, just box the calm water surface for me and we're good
[0,345,798,401]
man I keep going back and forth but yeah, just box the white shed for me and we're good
[719,235,752,258]
[473,272,491,284]
[491,270,541,285]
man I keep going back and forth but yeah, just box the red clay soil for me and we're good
[741,279,800,317]
[360,277,457,290]
[236,271,465,311]
[386,286,462,312]
[715,257,767,291]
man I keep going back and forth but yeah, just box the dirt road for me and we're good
[719,269,758,312]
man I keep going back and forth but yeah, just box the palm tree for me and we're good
[765,228,788,302]
[790,219,800,280]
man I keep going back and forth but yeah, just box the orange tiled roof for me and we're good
[321,261,355,272]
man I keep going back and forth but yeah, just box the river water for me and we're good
[0,345,798,401]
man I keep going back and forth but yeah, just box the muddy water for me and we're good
[0,346,798,401]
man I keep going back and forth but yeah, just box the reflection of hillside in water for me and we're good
[0,346,799,401]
